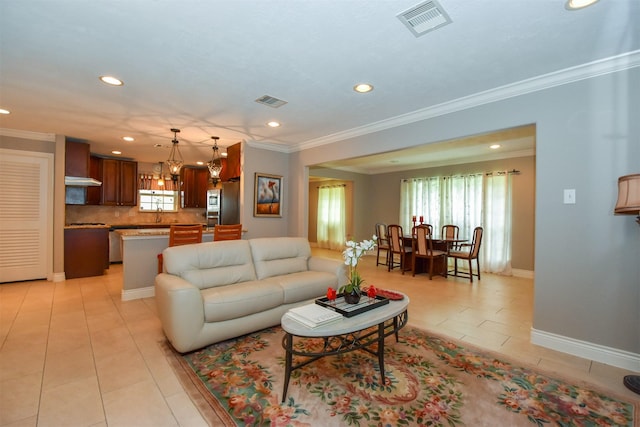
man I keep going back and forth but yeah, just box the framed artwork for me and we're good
[254,173,283,217]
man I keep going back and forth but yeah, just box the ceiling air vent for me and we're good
[255,95,288,108]
[397,0,452,38]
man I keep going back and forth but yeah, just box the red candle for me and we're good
[327,287,336,301]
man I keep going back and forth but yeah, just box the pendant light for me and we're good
[157,162,164,187]
[166,128,184,182]
[207,136,223,185]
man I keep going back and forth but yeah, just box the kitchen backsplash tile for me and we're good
[66,205,206,226]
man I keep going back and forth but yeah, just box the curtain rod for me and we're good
[317,184,346,188]
[486,169,521,176]
[403,169,521,182]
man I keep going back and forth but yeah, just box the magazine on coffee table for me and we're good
[287,303,343,328]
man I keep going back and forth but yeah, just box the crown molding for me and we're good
[294,50,640,152]
[0,127,56,142]
[245,139,292,153]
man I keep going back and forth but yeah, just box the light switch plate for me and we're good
[564,189,576,204]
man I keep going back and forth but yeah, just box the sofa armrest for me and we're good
[308,256,348,287]
[155,273,205,353]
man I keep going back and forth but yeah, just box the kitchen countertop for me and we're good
[116,228,214,237]
[65,224,111,229]
[109,223,207,230]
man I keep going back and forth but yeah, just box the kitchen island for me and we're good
[117,228,214,301]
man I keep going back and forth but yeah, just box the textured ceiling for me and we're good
[0,1,638,171]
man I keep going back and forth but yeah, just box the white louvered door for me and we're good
[0,149,53,283]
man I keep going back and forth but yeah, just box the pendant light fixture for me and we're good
[166,128,184,182]
[207,136,223,185]
[157,162,165,187]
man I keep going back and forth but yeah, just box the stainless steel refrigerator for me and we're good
[220,180,240,225]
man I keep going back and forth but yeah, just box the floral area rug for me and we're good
[164,325,637,426]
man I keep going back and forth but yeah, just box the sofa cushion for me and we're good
[274,271,339,304]
[163,240,257,290]
[201,280,284,322]
[249,237,311,280]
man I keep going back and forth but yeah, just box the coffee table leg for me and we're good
[378,323,385,385]
[283,333,292,402]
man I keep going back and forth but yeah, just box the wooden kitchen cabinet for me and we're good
[220,142,241,182]
[86,155,102,205]
[65,140,90,177]
[64,227,109,279]
[180,166,209,208]
[101,159,138,206]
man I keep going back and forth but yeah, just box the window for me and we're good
[138,189,178,212]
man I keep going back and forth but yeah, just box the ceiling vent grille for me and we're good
[255,95,288,108]
[397,0,452,37]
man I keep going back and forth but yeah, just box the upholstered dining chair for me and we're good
[412,224,448,279]
[441,224,460,251]
[213,223,243,241]
[157,224,203,273]
[448,226,483,283]
[375,222,390,266]
[387,224,412,274]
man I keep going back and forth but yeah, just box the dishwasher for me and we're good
[109,230,123,263]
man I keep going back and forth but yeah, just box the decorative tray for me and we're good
[315,294,389,318]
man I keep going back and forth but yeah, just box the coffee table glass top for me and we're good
[281,292,409,337]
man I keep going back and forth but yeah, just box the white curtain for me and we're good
[400,177,440,233]
[482,173,513,275]
[399,172,513,275]
[317,185,346,250]
[443,175,483,242]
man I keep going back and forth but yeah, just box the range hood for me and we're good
[65,176,102,187]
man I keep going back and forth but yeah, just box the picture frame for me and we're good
[254,173,283,217]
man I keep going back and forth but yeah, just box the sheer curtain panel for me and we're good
[316,185,346,250]
[482,173,513,275]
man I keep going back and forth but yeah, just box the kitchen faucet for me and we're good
[155,201,163,223]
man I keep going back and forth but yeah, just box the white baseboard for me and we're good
[531,328,640,372]
[50,272,66,282]
[512,268,534,279]
[121,286,155,301]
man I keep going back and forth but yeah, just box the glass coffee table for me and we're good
[280,293,409,401]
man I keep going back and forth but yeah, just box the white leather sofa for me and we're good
[155,237,347,353]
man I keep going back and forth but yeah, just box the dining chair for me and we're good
[213,223,243,241]
[412,224,448,279]
[387,224,412,274]
[448,226,483,283]
[441,224,460,251]
[375,222,390,266]
[157,224,204,273]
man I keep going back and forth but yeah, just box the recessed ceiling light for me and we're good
[353,83,374,93]
[222,152,228,158]
[122,136,134,142]
[490,144,501,149]
[267,121,281,128]
[0,108,10,115]
[99,75,124,86]
[565,0,599,10]
[196,161,204,166]
[111,150,122,155]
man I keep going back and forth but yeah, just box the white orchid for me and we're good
[340,235,378,293]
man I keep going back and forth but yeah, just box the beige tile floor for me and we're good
[0,249,637,426]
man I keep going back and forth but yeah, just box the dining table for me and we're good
[401,235,468,276]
